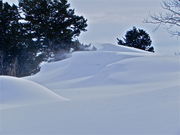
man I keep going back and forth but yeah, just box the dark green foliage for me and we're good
[0,2,43,76]
[72,41,96,52]
[0,2,23,76]
[117,27,154,52]
[19,0,87,53]
[17,48,45,77]
[0,0,87,77]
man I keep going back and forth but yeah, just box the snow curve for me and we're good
[0,76,67,109]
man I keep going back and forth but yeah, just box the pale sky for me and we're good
[5,0,180,54]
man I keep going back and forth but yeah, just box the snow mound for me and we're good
[28,43,154,88]
[95,43,149,53]
[0,76,67,109]
[2,44,180,134]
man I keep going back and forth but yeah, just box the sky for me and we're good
[5,0,180,54]
[70,0,179,54]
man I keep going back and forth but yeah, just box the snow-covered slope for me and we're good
[1,44,180,135]
[28,44,150,85]
[0,76,67,110]
[29,44,179,89]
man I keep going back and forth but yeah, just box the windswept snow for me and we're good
[29,44,179,89]
[0,76,67,110]
[29,44,153,87]
[96,43,150,53]
[1,44,180,135]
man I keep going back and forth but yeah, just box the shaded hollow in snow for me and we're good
[0,76,67,109]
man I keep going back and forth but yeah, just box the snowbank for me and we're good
[28,44,154,86]
[0,76,67,109]
[95,43,149,53]
[1,44,180,135]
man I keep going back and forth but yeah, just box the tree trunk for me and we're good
[5,56,18,76]
[9,57,18,76]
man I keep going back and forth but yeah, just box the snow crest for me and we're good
[0,76,67,109]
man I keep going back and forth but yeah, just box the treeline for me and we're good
[0,0,88,77]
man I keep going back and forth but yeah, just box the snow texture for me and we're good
[1,43,180,135]
[0,76,67,110]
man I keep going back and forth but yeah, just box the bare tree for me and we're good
[145,0,180,36]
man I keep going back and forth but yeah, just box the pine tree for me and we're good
[0,2,23,76]
[117,27,154,52]
[0,1,41,76]
[19,0,87,54]
[0,0,88,76]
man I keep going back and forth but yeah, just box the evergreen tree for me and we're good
[0,0,88,77]
[0,2,23,76]
[0,1,43,76]
[19,0,87,54]
[117,27,154,52]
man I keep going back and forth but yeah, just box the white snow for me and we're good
[0,76,67,110]
[1,44,180,135]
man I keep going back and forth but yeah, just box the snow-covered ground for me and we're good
[0,44,180,135]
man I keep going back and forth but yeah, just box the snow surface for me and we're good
[0,76,67,110]
[1,43,180,135]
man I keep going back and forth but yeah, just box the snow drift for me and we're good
[1,44,180,135]
[28,44,150,85]
[0,76,67,109]
[29,43,179,89]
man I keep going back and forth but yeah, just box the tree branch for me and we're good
[145,0,180,36]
